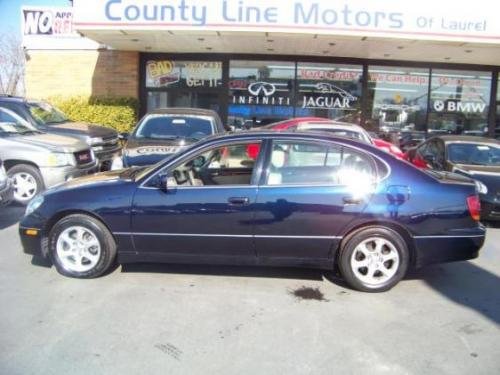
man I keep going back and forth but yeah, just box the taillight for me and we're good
[466,195,481,221]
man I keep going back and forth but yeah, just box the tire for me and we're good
[49,214,117,278]
[338,226,409,292]
[7,164,45,205]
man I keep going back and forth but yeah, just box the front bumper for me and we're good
[480,199,500,221]
[94,145,122,171]
[0,179,14,206]
[40,162,98,189]
[413,227,486,268]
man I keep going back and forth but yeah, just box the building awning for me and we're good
[72,0,500,65]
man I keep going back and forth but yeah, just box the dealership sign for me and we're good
[73,0,500,43]
[433,100,487,113]
[302,83,358,109]
[232,82,291,106]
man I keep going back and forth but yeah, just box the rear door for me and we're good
[253,139,378,261]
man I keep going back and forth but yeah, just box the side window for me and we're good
[266,140,376,186]
[166,142,262,187]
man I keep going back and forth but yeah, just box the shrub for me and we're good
[48,96,139,133]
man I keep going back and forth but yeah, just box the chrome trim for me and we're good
[113,232,342,239]
[413,234,485,239]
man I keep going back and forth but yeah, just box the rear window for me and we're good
[135,115,215,141]
[448,143,500,166]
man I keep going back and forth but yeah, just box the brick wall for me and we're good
[25,49,139,99]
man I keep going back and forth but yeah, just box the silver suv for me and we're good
[0,107,97,204]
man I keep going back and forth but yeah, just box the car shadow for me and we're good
[0,204,25,230]
[121,263,326,281]
[407,262,500,325]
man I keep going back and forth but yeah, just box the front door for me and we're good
[254,139,377,260]
[131,141,263,258]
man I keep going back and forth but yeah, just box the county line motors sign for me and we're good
[73,0,500,43]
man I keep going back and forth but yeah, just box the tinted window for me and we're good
[447,143,500,166]
[135,115,215,140]
[267,141,375,185]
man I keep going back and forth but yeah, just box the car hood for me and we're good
[50,168,138,192]
[12,132,89,152]
[47,121,118,138]
[123,137,194,167]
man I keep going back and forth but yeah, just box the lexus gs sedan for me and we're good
[19,131,485,292]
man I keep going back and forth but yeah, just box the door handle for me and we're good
[228,197,250,206]
[343,196,363,205]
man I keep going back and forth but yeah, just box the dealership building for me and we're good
[22,0,500,135]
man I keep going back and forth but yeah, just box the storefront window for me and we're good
[229,60,295,129]
[429,69,491,136]
[296,63,362,123]
[367,66,429,133]
[145,60,222,89]
[147,91,221,113]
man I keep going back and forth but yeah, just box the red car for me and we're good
[260,118,404,159]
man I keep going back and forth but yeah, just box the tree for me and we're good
[0,33,25,96]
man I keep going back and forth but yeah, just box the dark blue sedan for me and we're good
[19,131,486,292]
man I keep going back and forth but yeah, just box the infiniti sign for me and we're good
[248,82,276,96]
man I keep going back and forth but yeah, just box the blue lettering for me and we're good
[124,5,140,21]
[295,3,318,24]
[105,0,121,21]
[264,7,278,23]
[222,0,237,22]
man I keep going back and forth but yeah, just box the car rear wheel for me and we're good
[338,227,409,292]
[7,164,44,204]
[49,214,116,278]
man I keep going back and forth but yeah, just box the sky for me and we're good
[0,0,70,38]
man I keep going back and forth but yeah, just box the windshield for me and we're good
[0,121,37,136]
[28,101,68,125]
[448,143,500,166]
[134,115,215,141]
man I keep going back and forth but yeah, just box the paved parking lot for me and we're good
[0,205,499,375]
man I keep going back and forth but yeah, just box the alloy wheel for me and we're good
[350,237,400,287]
[56,226,102,273]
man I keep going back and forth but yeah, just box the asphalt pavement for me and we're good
[0,204,499,375]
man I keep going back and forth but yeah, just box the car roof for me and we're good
[147,108,220,117]
[433,135,500,145]
[0,95,26,104]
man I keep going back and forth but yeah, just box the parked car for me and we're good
[111,108,226,169]
[405,135,500,221]
[20,131,484,292]
[368,132,405,159]
[0,158,14,206]
[263,117,404,158]
[0,107,97,204]
[0,95,120,170]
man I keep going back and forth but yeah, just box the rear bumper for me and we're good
[413,227,486,268]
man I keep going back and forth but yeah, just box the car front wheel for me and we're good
[338,227,409,292]
[8,164,44,204]
[49,214,116,278]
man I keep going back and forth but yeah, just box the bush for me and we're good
[48,96,139,133]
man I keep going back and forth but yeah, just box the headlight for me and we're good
[89,137,103,145]
[25,195,44,216]
[45,153,73,167]
[475,180,488,195]
[111,156,124,170]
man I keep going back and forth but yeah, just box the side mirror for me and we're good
[159,174,169,192]
[118,132,129,141]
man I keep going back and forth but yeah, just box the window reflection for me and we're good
[367,66,429,133]
[429,69,491,136]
